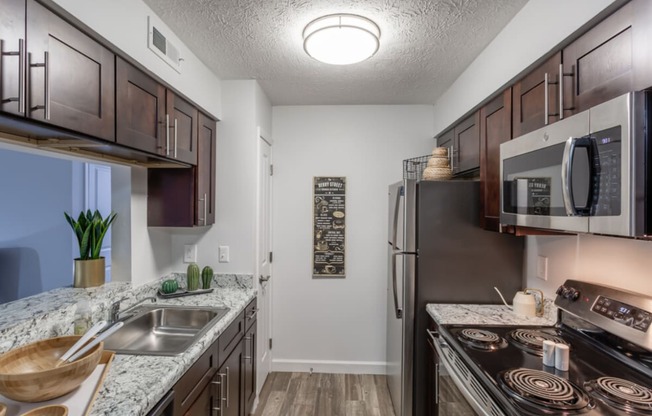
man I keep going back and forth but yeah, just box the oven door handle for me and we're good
[432,335,504,416]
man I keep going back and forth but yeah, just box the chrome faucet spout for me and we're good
[109,296,157,324]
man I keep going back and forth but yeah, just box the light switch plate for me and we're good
[184,244,197,263]
[536,255,548,280]
[219,246,230,263]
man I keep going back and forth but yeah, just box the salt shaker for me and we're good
[542,340,556,367]
[555,343,570,371]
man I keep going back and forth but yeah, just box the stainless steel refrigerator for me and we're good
[386,179,524,416]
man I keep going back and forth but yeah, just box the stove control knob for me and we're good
[565,288,580,301]
[556,285,568,296]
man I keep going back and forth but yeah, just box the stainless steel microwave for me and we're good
[500,91,650,237]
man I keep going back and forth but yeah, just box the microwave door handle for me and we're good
[561,137,578,216]
[574,137,598,215]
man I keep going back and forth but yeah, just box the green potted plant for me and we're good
[64,209,117,288]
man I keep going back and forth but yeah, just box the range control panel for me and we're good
[592,296,652,332]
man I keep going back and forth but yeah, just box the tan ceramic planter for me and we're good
[73,257,105,288]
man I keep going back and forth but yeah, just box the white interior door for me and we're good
[85,163,112,280]
[256,129,273,395]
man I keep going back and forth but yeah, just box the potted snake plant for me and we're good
[64,209,117,288]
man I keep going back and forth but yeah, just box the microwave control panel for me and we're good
[592,127,622,216]
[592,296,652,332]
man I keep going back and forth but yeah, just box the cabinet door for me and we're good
[116,57,166,154]
[454,112,480,174]
[26,0,115,141]
[480,89,511,232]
[512,52,561,138]
[183,382,216,416]
[167,90,198,165]
[197,113,216,226]
[0,0,25,116]
[562,2,634,115]
[243,323,256,415]
[217,346,242,416]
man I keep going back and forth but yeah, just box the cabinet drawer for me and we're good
[218,311,244,368]
[173,342,217,415]
[245,298,257,330]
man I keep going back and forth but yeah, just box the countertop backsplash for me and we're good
[0,273,253,354]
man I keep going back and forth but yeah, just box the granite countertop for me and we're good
[0,273,255,416]
[426,299,559,327]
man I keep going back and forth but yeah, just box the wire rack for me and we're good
[403,154,431,180]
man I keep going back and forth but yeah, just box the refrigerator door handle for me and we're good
[391,251,402,319]
[392,251,415,319]
[391,185,403,248]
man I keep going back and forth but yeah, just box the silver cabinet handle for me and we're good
[247,308,258,320]
[212,373,225,416]
[0,38,25,114]
[225,366,230,408]
[29,51,49,120]
[544,72,549,126]
[243,335,253,361]
[559,64,564,120]
[174,117,178,158]
[199,193,207,225]
[435,362,440,404]
[165,114,170,155]
[204,193,207,225]
[259,275,270,283]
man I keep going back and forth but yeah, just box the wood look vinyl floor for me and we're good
[254,372,396,416]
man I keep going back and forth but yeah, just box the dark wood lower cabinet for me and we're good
[152,298,257,416]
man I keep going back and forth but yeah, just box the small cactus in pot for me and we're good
[202,266,214,289]
[187,263,200,291]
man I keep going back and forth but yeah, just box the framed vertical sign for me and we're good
[313,177,345,278]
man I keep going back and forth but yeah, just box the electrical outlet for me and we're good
[537,255,548,280]
[219,246,230,263]
[184,244,197,263]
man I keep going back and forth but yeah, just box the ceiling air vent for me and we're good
[147,16,182,73]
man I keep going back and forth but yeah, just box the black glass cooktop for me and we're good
[443,325,652,416]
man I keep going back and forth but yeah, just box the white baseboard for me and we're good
[272,358,387,375]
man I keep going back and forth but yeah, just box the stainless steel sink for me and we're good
[103,305,229,355]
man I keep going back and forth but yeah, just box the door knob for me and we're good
[259,275,271,283]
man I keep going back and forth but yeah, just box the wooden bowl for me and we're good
[21,405,68,416]
[0,336,102,402]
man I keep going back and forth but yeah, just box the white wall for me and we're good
[525,235,652,298]
[51,0,222,118]
[433,0,615,135]
[168,80,272,274]
[271,105,434,373]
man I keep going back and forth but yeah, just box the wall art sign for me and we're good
[312,177,345,278]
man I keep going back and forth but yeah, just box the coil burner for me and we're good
[584,377,652,414]
[508,329,568,355]
[457,328,507,351]
[499,368,590,413]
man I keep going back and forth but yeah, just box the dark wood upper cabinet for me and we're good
[116,57,165,154]
[148,112,216,227]
[561,1,652,115]
[197,112,216,226]
[0,0,25,117]
[512,52,561,138]
[454,112,480,174]
[167,91,198,165]
[480,89,511,232]
[26,0,115,141]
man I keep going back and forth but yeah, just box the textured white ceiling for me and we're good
[142,0,528,105]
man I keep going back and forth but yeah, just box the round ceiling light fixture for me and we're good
[303,14,380,65]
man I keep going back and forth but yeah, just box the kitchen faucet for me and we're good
[109,296,156,324]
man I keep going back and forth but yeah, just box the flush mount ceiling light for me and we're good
[303,14,380,65]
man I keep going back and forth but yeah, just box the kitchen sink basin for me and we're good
[103,305,229,355]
